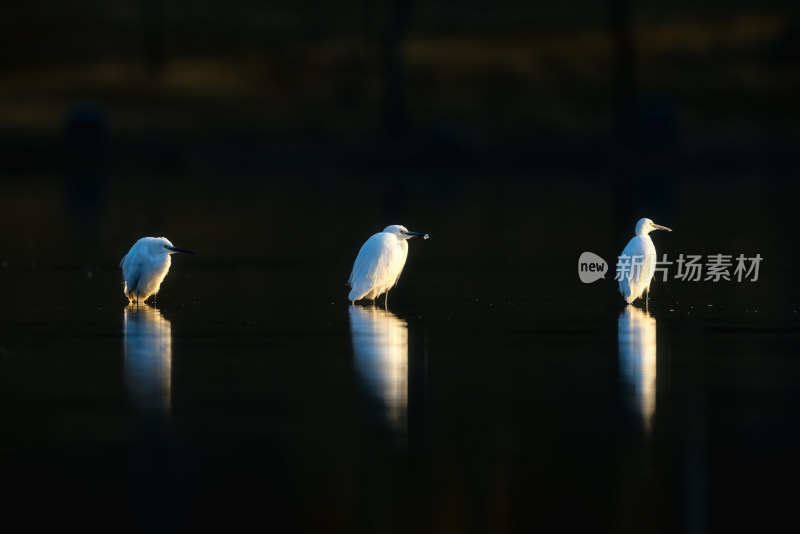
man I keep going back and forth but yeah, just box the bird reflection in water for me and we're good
[124,304,172,419]
[618,306,657,435]
[349,306,409,444]
[123,304,184,530]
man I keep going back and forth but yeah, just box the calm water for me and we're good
[1,264,799,533]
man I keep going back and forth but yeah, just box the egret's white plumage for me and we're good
[619,218,671,305]
[120,237,194,304]
[348,225,429,304]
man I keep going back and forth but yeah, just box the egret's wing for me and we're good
[349,234,392,289]
[619,236,657,302]
[348,234,405,300]
[393,242,409,286]
[619,236,643,302]
[641,250,656,287]
[120,246,145,294]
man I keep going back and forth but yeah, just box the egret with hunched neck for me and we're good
[348,225,429,306]
[120,237,195,304]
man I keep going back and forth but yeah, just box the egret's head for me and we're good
[383,225,430,240]
[152,237,195,255]
[635,218,672,236]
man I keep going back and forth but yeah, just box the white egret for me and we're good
[619,218,671,305]
[348,225,429,305]
[120,237,194,304]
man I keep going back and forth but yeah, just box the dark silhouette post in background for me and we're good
[62,101,109,264]
[608,0,636,147]
[608,0,639,236]
[383,0,412,136]
[142,0,167,79]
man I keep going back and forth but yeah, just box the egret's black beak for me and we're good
[404,231,430,239]
[652,223,672,232]
[167,246,195,255]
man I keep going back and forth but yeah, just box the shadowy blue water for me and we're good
[1,265,799,532]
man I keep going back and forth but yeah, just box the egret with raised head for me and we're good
[348,225,429,306]
[619,218,671,305]
[120,237,194,304]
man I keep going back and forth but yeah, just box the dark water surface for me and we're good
[2,265,799,533]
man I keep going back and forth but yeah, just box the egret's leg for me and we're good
[384,290,389,309]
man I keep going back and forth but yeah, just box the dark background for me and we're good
[1,1,798,288]
[1,2,800,533]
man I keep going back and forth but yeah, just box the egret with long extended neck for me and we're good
[619,218,671,306]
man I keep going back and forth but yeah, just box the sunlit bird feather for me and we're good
[120,237,194,304]
[348,225,429,305]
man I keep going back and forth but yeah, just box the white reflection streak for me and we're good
[349,306,408,438]
[618,306,657,434]
[124,305,172,418]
